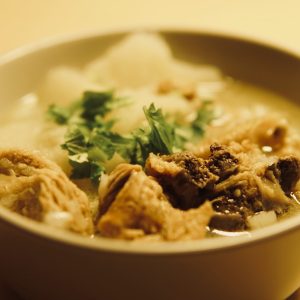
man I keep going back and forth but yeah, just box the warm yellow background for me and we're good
[1,0,300,54]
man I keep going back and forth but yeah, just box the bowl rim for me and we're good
[1,25,300,64]
[1,26,300,255]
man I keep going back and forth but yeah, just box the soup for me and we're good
[0,33,300,241]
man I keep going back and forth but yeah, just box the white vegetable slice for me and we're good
[246,210,277,230]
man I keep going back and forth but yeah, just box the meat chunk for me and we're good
[209,212,245,231]
[145,145,239,210]
[98,163,142,215]
[0,149,93,235]
[145,152,218,209]
[207,143,239,180]
[146,143,300,232]
[266,156,300,195]
[164,201,213,241]
[97,169,213,241]
[208,151,300,230]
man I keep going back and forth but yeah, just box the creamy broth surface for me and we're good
[1,80,299,163]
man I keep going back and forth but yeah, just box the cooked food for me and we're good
[97,166,213,240]
[1,32,300,241]
[145,145,297,230]
[0,149,93,235]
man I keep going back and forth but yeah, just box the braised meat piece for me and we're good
[96,138,300,236]
[0,149,93,235]
[151,151,217,189]
[207,143,239,181]
[266,156,300,195]
[208,153,300,231]
[145,152,218,209]
[208,174,263,231]
[97,168,213,241]
[209,211,245,231]
[145,144,239,210]
[145,143,300,232]
[98,163,142,216]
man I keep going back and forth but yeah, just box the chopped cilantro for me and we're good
[47,91,215,182]
[143,103,176,155]
[81,91,114,120]
[192,100,215,137]
[47,105,71,124]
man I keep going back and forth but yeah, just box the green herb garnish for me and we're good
[47,91,215,182]
[192,100,215,137]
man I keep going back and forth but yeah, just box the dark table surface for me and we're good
[0,283,299,300]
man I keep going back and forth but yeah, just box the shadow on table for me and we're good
[0,283,299,300]
[0,283,24,300]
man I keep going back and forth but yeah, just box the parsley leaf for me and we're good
[143,103,176,155]
[47,105,71,125]
[81,91,114,120]
[192,100,215,137]
[47,91,216,182]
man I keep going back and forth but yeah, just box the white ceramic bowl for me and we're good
[1,28,300,300]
